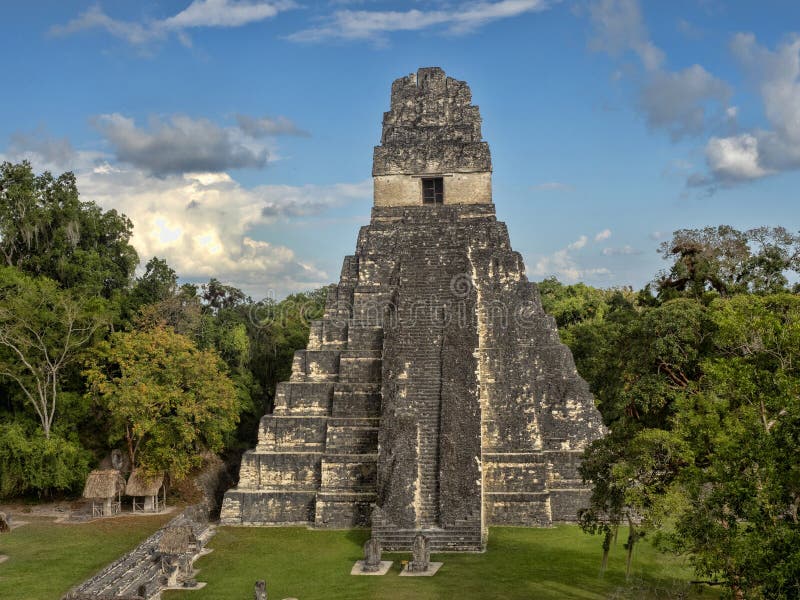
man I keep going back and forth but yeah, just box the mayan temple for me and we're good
[221,67,604,551]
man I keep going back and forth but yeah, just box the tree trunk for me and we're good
[625,514,636,580]
[600,528,612,575]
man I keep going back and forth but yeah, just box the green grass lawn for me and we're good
[0,513,172,600]
[165,526,719,600]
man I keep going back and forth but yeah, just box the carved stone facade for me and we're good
[221,67,604,551]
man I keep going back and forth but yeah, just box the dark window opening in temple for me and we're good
[422,177,444,204]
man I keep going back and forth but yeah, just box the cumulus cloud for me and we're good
[93,114,270,176]
[8,129,78,168]
[529,234,611,282]
[235,114,310,137]
[287,0,550,44]
[587,0,730,140]
[85,166,369,296]
[602,245,642,256]
[638,65,730,140]
[532,181,573,191]
[3,132,369,298]
[691,34,800,187]
[594,228,612,241]
[50,1,297,48]
[91,111,309,176]
[588,0,664,71]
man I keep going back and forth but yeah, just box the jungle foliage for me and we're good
[0,161,326,496]
[540,227,800,599]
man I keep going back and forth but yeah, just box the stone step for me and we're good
[255,415,328,452]
[273,382,334,416]
[291,349,341,382]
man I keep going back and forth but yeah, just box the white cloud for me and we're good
[594,228,612,241]
[49,5,158,46]
[532,181,573,191]
[638,65,730,140]
[587,0,730,140]
[93,113,271,176]
[50,1,297,48]
[235,114,310,138]
[568,235,588,250]
[602,245,641,256]
[588,0,664,71]
[82,166,370,296]
[161,0,296,29]
[704,133,772,181]
[529,235,611,282]
[693,34,800,186]
[287,0,550,44]
[2,137,370,298]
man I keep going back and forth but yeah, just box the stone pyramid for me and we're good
[221,67,604,551]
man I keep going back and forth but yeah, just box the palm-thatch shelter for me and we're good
[126,470,165,513]
[83,469,125,517]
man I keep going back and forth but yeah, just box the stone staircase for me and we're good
[371,509,484,552]
[221,254,384,528]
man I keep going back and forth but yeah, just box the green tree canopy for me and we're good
[657,225,800,298]
[83,326,239,479]
[0,161,138,297]
[0,266,107,438]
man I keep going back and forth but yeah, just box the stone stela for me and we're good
[221,67,605,552]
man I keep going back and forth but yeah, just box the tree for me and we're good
[657,226,800,298]
[568,294,709,578]
[201,277,249,313]
[0,161,138,297]
[0,266,107,438]
[662,294,800,599]
[249,288,327,411]
[134,283,203,337]
[0,421,90,498]
[83,326,239,479]
[128,256,178,310]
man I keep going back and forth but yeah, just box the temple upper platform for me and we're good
[372,67,493,207]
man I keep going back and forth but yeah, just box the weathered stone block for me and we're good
[273,382,333,415]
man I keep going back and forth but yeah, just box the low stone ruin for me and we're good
[408,534,430,573]
[254,580,267,600]
[362,538,382,572]
[351,536,392,576]
[399,533,442,576]
[158,525,198,587]
[62,508,213,600]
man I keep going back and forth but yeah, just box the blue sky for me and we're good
[1,0,799,298]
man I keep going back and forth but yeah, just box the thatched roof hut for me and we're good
[158,525,197,555]
[83,469,125,499]
[125,470,163,497]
